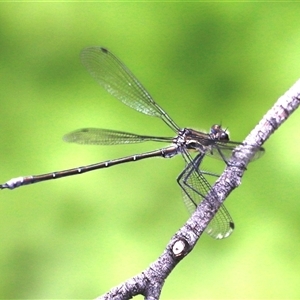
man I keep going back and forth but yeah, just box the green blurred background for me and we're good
[0,3,300,299]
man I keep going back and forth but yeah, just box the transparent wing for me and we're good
[204,140,265,162]
[177,152,234,239]
[80,47,179,131]
[63,128,172,145]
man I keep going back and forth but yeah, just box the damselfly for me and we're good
[1,47,264,239]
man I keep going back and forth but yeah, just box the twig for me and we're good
[95,79,300,300]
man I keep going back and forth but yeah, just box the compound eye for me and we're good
[210,124,221,135]
[210,124,229,141]
[220,132,229,141]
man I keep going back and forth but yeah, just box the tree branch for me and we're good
[95,79,300,300]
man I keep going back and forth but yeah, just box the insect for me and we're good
[1,47,265,239]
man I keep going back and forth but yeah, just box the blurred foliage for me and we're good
[0,3,300,299]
